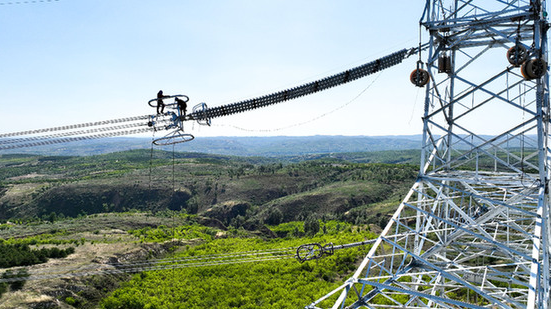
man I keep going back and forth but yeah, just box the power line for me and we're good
[0,240,374,282]
[0,0,58,5]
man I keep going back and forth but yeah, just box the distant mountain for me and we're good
[0,135,423,157]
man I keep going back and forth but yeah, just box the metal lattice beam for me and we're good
[308,1,550,309]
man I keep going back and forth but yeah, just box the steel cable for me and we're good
[0,252,296,283]
[0,127,154,150]
[6,246,297,277]
[0,114,178,150]
[0,237,376,282]
[0,237,377,282]
[0,47,423,150]
[0,115,152,138]
[0,122,150,145]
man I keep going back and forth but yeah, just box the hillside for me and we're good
[0,149,419,308]
[0,135,422,156]
[0,149,418,226]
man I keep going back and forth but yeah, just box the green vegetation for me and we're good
[0,242,75,268]
[101,221,376,309]
[0,148,421,308]
[129,223,218,243]
[0,151,417,227]
[0,268,29,298]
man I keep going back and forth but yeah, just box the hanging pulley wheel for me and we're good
[521,58,547,80]
[410,68,429,87]
[506,45,528,67]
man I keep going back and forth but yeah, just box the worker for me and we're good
[176,97,187,118]
[156,90,168,114]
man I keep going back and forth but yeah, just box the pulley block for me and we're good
[507,45,528,67]
[410,68,429,87]
[521,58,547,80]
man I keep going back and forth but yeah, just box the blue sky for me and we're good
[0,1,426,137]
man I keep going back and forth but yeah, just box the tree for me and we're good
[265,208,283,225]
[304,216,320,236]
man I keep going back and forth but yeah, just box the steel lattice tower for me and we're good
[308,1,550,309]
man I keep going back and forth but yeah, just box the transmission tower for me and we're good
[308,1,550,309]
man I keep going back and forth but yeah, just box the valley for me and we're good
[0,148,418,308]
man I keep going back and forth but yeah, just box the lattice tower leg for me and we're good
[307,1,550,308]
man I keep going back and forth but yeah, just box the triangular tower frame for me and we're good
[308,1,550,309]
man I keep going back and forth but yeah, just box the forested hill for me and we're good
[0,135,422,157]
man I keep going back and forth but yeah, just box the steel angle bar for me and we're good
[444,30,506,51]
[423,9,532,31]
[527,186,546,309]
[447,27,529,47]
[425,119,537,176]
[453,78,533,123]
[379,236,519,309]
[423,181,499,241]
[317,182,424,309]
[422,175,538,216]
[457,124,540,171]
[355,279,489,309]
[460,180,538,221]
[433,120,540,173]
[404,198,533,262]
[425,83,452,122]
[422,138,446,173]
[483,263,532,287]
[452,73,539,117]
[350,180,423,280]
[449,38,522,49]
[451,68,524,110]
[486,25,534,48]
[453,44,493,77]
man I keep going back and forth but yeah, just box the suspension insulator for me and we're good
[507,45,528,67]
[521,58,547,80]
[410,68,429,87]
